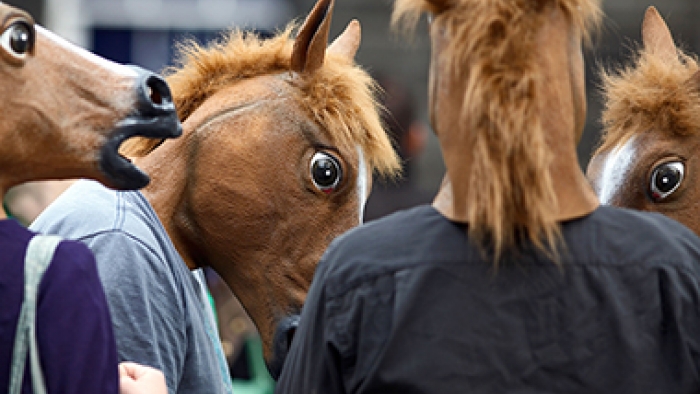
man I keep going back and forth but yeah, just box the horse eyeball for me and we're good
[310,152,342,193]
[650,161,684,202]
[1,22,34,59]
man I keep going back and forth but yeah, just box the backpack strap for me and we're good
[9,234,63,394]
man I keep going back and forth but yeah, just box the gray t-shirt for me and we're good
[31,180,234,394]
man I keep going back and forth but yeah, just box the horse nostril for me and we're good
[147,85,162,106]
[127,65,175,116]
[286,325,297,349]
[269,314,301,379]
[143,75,172,108]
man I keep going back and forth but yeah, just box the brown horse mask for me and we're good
[130,0,399,378]
[0,2,180,198]
[586,7,700,231]
[394,0,600,260]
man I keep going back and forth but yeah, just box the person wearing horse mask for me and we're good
[276,0,700,392]
[0,2,175,394]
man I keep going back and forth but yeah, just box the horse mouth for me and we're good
[268,314,301,380]
[99,112,182,190]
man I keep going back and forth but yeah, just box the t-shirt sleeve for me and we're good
[84,231,187,394]
[36,240,119,394]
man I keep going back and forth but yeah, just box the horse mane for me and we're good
[595,44,700,155]
[121,24,400,177]
[392,0,601,262]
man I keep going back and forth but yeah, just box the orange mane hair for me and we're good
[595,43,700,155]
[392,0,601,262]
[122,24,400,177]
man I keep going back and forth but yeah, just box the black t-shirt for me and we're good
[277,205,700,393]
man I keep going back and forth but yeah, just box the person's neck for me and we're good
[433,108,599,225]
[542,130,600,222]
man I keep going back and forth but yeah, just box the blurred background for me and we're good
[9,0,700,391]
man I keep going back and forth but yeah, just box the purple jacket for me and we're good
[0,219,118,394]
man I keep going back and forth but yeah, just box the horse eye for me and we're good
[649,161,684,202]
[310,152,342,193]
[0,22,34,59]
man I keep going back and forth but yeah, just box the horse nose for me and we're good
[129,65,176,117]
[269,314,301,379]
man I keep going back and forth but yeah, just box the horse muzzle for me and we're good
[267,314,301,380]
[99,66,182,190]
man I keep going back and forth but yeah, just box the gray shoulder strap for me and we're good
[9,234,63,394]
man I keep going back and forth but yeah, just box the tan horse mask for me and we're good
[125,0,399,378]
[393,0,600,261]
[587,7,700,232]
[0,2,180,196]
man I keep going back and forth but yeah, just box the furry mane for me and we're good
[595,44,700,155]
[121,24,400,177]
[392,0,601,263]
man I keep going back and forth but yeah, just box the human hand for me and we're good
[119,362,167,394]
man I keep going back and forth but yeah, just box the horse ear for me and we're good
[328,20,361,62]
[642,6,678,64]
[291,0,334,74]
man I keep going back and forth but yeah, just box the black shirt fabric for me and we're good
[276,205,700,393]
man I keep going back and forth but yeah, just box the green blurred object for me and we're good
[207,291,218,322]
[207,288,275,394]
[3,201,13,219]
[232,336,276,394]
